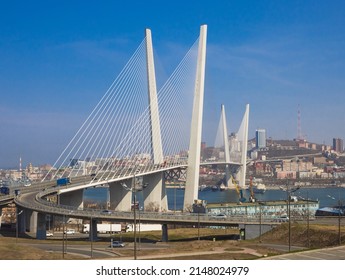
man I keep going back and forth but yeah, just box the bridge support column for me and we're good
[60,189,84,209]
[17,207,26,234]
[60,189,84,224]
[89,218,98,241]
[36,212,47,240]
[143,172,167,211]
[25,209,37,233]
[109,179,132,212]
[161,224,168,242]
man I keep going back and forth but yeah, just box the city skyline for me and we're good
[1,1,345,168]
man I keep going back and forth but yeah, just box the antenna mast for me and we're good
[297,104,302,141]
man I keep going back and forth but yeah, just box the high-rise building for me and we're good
[333,138,343,153]
[256,129,266,149]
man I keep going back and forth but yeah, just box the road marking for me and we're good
[314,251,337,257]
[274,256,291,260]
[299,254,324,260]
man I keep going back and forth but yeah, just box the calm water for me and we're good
[84,186,345,210]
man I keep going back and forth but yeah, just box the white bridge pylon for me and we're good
[238,104,250,188]
[109,28,168,212]
[217,104,250,189]
[183,25,208,210]
[44,24,249,213]
[221,104,231,187]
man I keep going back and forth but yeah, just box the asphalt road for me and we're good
[27,235,168,259]
[30,243,115,259]
[264,245,345,260]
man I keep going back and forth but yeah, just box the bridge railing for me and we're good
[12,182,283,224]
[34,192,281,224]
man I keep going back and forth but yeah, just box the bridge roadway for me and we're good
[0,160,241,205]
[8,170,278,228]
[14,186,277,227]
[2,161,276,235]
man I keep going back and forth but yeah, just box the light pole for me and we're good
[327,194,342,245]
[121,177,147,260]
[280,182,300,252]
[138,206,142,251]
[194,202,203,241]
[62,215,72,258]
[90,217,93,258]
[198,210,200,241]
[296,192,311,248]
[133,186,137,260]
[306,191,310,248]
[258,202,265,243]
[62,215,65,259]
[16,209,23,243]
[174,184,177,213]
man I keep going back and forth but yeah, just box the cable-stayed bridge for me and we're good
[1,25,252,240]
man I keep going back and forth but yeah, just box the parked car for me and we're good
[46,232,54,237]
[110,241,125,248]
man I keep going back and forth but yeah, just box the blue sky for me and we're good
[1,1,345,168]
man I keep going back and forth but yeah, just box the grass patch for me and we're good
[0,237,81,259]
[257,222,345,248]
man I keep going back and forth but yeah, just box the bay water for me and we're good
[84,186,345,210]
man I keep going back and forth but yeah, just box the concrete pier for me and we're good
[109,179,132,212]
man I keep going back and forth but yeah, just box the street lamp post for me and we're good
[133,186,137,260]
[258,202,265,243]
[280,182,300,252]
[327,194,342,246]
[121,176,148,260]
[174,185,177,213]
[62,215,65,259]
[306,191,310,248]
[288,191,291,251]
[16,209,23,244]
[90,217,93,258]
[138,206,142,251]
[198,209,200,241]
[62,215,72,258]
